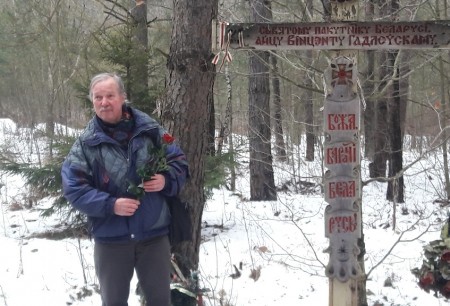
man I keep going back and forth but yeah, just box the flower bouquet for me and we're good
[412,219,450,298]
[127,133,175,199]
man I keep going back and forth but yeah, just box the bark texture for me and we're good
[163,0,217,275]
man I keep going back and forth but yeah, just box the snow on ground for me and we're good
[0,120,449,305]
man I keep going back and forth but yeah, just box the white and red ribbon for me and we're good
[212,21,233,71]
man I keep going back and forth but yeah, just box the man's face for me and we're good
[91,77,126,124]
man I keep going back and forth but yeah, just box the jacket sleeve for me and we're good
[161,141,189,197]
[61,139,117,218]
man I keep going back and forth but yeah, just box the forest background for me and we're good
[0,0,450,305]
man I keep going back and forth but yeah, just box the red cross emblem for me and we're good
[331,63,353,87]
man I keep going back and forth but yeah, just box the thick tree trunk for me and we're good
[369,50,389,179]
[370,0,396,179]
[386,50,404,203]
[163,0,217,279]
[248,0,276,201]
[385,0,404,204]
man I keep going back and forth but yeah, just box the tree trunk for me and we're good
[270,52,287,162]
[163,0,217,280]
[385,0,404,204]
[369,50,389,179]
[248,0,277,201]
[439,54,450,199]
[363,0,376,160]
[442,0,450,200]
[305,49,315,162]
[225,63,236,191]
[386,50,404,203]
[208,88,216,156]
[217,63,233,156]
[129,0,152,113]
[363,54,376,160]
[369,0,395,179]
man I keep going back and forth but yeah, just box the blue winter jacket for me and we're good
[61,107,189,242]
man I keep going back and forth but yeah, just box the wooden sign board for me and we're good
[324,175,359,203]
[325,206,361,238]
[324,141,360,173]
[324,96,360,142]
[219,21,450,50]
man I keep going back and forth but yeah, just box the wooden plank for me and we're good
[220,21,450,50]
[329,279,358,306]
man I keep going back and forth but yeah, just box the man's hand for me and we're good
[142,174,166,192]
[114,198,141,216]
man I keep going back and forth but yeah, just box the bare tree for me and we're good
[0,0,92,158]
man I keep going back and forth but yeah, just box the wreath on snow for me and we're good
[412,218,450,298]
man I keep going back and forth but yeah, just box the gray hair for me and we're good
[88,73,126,101]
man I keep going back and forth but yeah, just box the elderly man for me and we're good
[61,72,189,306]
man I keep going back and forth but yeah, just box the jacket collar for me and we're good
[81,106,160,146]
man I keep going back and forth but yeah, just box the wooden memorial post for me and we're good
[212,7,450,306]
[324,1,360,305]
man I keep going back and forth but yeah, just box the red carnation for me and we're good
[162,133,175,144]
[127,132,175,198]
[419,271,434,288]
[441,281,450,298]
[441,250,450,263]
